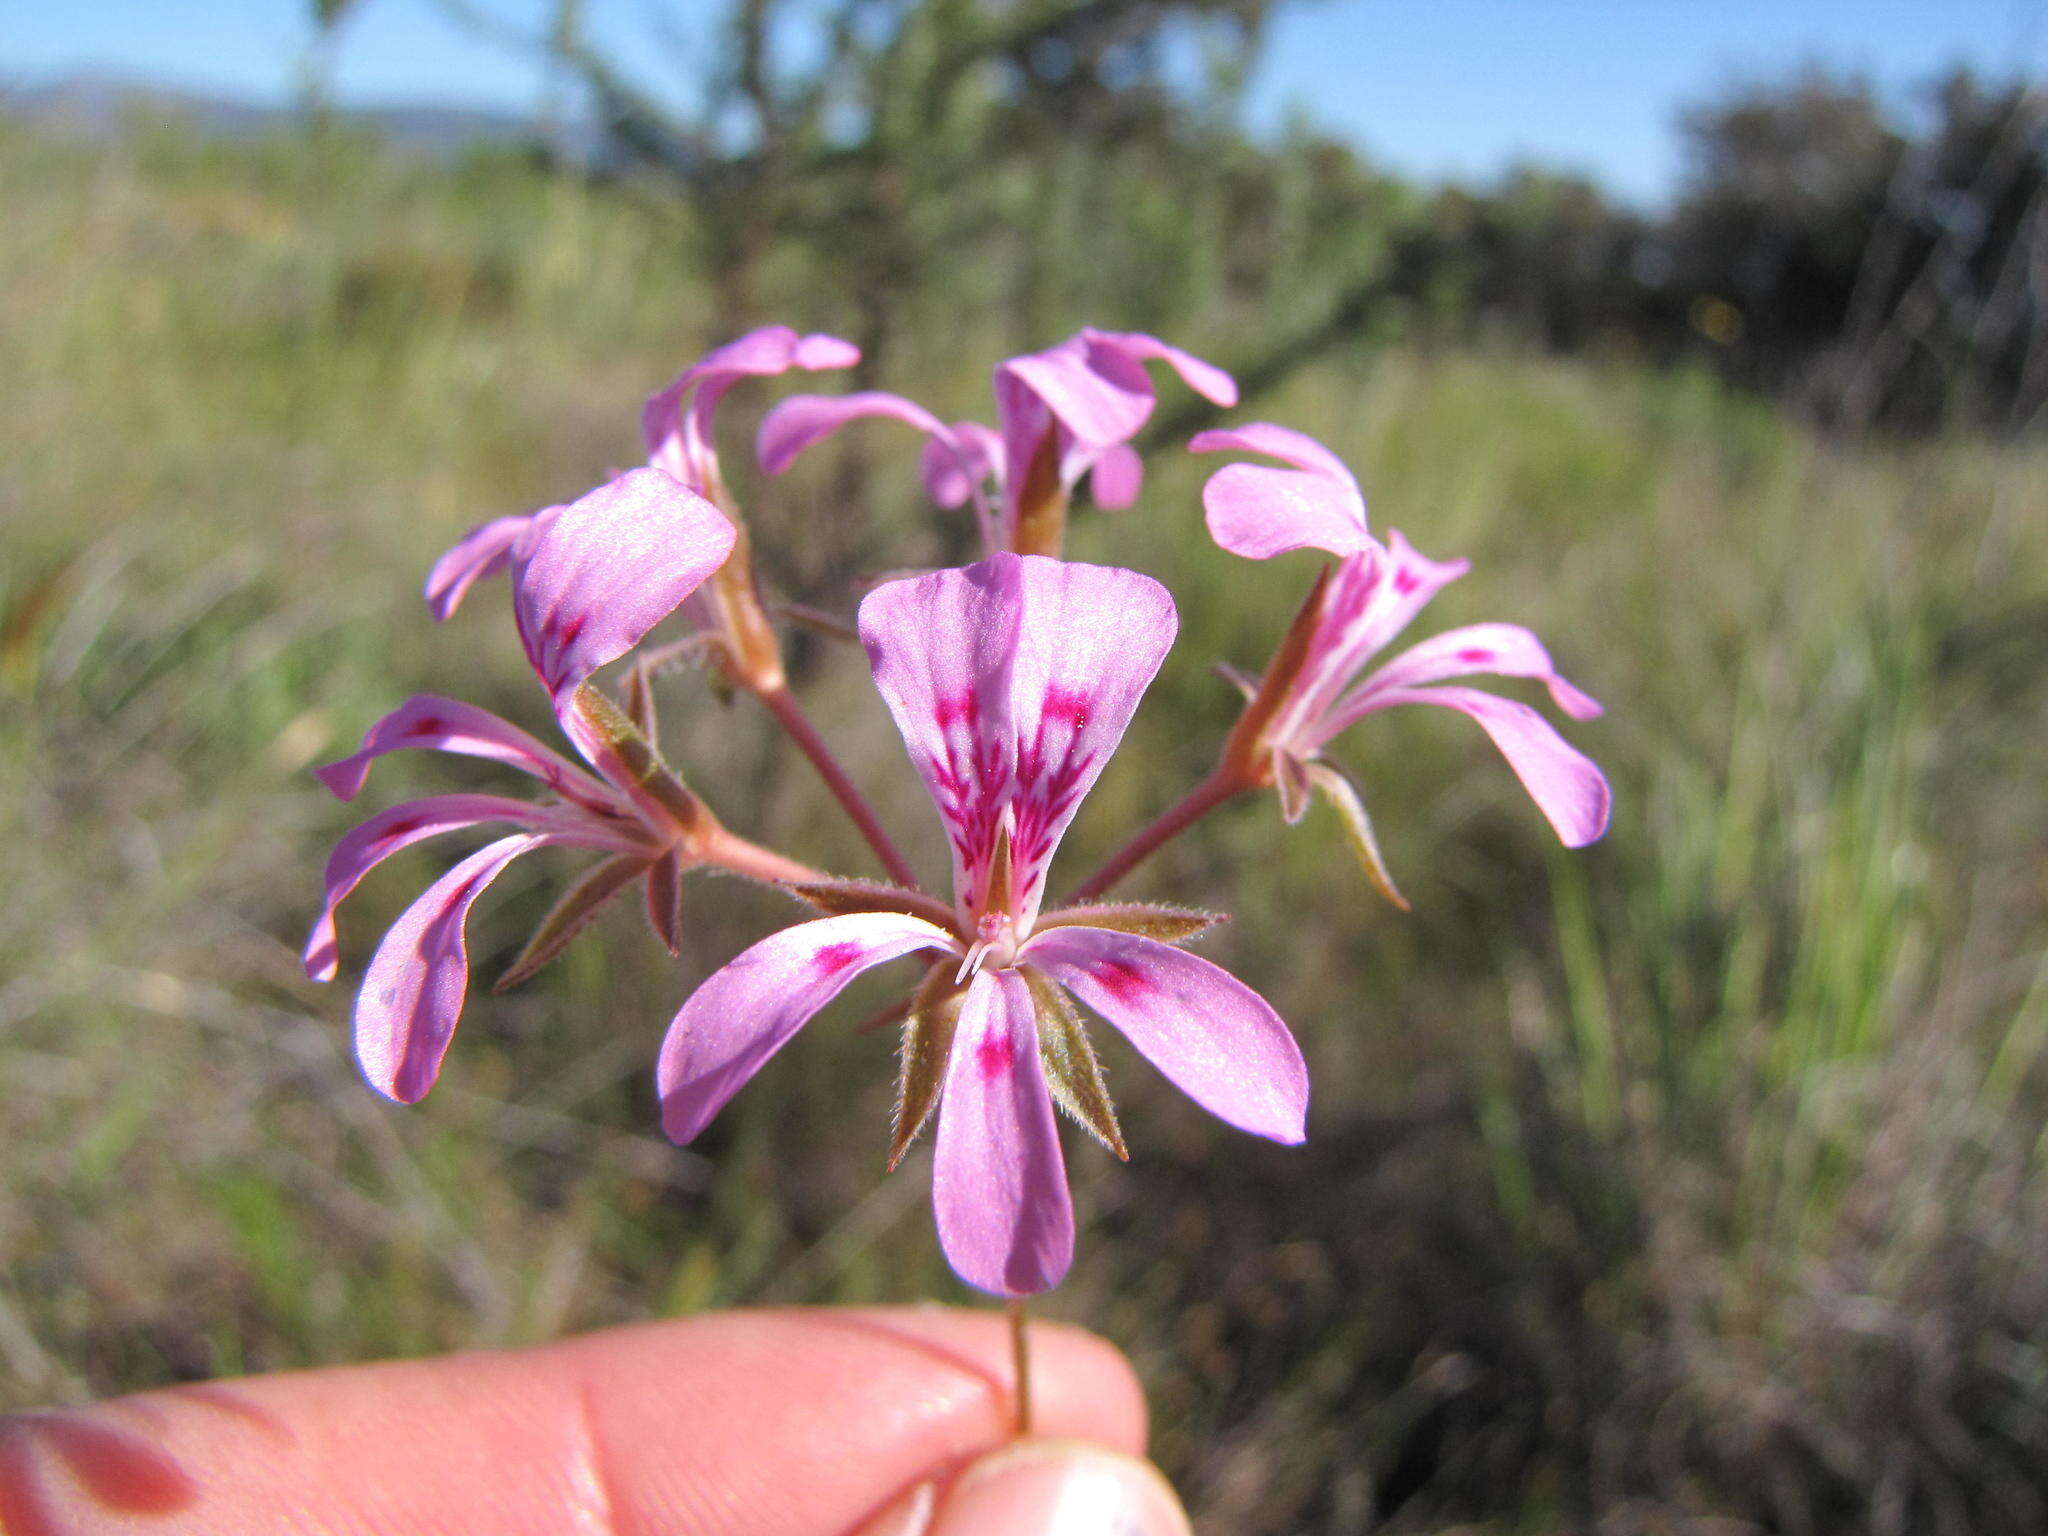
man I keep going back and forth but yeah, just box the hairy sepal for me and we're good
[495,852,647,992]
[571,686,709,837]
[1307,760,1409,911]
[891,964,967,1169]
[1021,965,1127,1160]
[623,661,659,739]
[644,849,684,953]
[1035,903,1223,945]
[785,878,957,932]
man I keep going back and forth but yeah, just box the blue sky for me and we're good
[8,1,2045,205]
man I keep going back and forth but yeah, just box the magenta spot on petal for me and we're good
[380,815,424,840]
[933,687,979,731]
[976,1025,1015,1081]
[1457,647,1492,664]
[555,613,587,648]
[813,941,864,976]
[1041,687,1091,727]
[1393,567,1422,596]
[1093,959,1151,1005]
[409,715,446,736]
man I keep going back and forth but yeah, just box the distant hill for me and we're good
[0,71,563,154]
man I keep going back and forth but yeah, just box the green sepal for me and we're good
[1306,760,1410,911]
[891,964,967,1170]
[1022,965,1127,1160]
[495,852,647,992]
[784,878,957,932]
[571,686,707,836]
[1034,902,1224,945]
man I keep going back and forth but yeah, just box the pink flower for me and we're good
[756,329,1238,557]
[656,553,1307,1296]
[423,325,858,627]
[307,470,738,1103]
[1191,424,1610,904]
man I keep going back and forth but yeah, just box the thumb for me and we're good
[854,1439,1192,1536]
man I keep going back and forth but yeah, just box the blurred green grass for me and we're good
[4,117,2047,1531]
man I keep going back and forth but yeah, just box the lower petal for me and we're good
[354,833,542,1104]
[1342,622,1604,722]
[657,912,956,1144]
[313,695,607,809]
[1087,444,1144,509]
[1357,684,1612,847]
[1021,927,1308,1144]
[305,792,600,983]
[756,391,948,475]
[423,514,535,621]
[932,969,1074,1297]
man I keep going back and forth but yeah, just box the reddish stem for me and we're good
[759,684,922,891]
[1068,768,1251,903]
[696,826,826,888]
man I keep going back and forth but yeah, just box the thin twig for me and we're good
[759,684,921,890]
[1069,768,1248,903]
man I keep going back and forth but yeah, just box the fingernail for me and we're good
[926,1440,1191,1536]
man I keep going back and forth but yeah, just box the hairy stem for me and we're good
[1069,768,1250,903]
[696,825,827,887]
[760,684,921,890]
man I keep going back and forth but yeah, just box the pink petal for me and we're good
[423,514,538,621]
[1087,444,1143,509]
[1189,424,1369,559]
[859,554,1177,923]
[354,833,543,1103]
[755,391,950,475]
[1286,536,1466,720]
[919,421,1003,509]
[1022,927,1308,1144]
[510,467,736,711]
[304,793,615,983]
[1346,621,1605,721]
[1188,422,1356,484]
[1347,684,1612,847]
[859,558,1024,911]
[932,968,1073,1296]
[997,338,1151,449]
[1200,463,1374,559]
[999,560,1177,920]
[314,695,609,809]
[1081,329,1238,407]
[656,912,956,1144]
[642,326,862,476]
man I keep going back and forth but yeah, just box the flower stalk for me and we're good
[1009,1298,1034,1438]
[758,681,920,890]
[1068,766,1251,903]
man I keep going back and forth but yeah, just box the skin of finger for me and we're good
[850,1443,1189,1536]
[0,1305,1147,1536]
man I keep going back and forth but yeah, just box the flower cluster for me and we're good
[310,324,1609,1297]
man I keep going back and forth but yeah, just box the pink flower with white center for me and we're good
[421,325,858,635]
[755,329,1238,558]
[1191,424,1610,905]
[306,469,768,1104]
[656,553,1308,1296]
